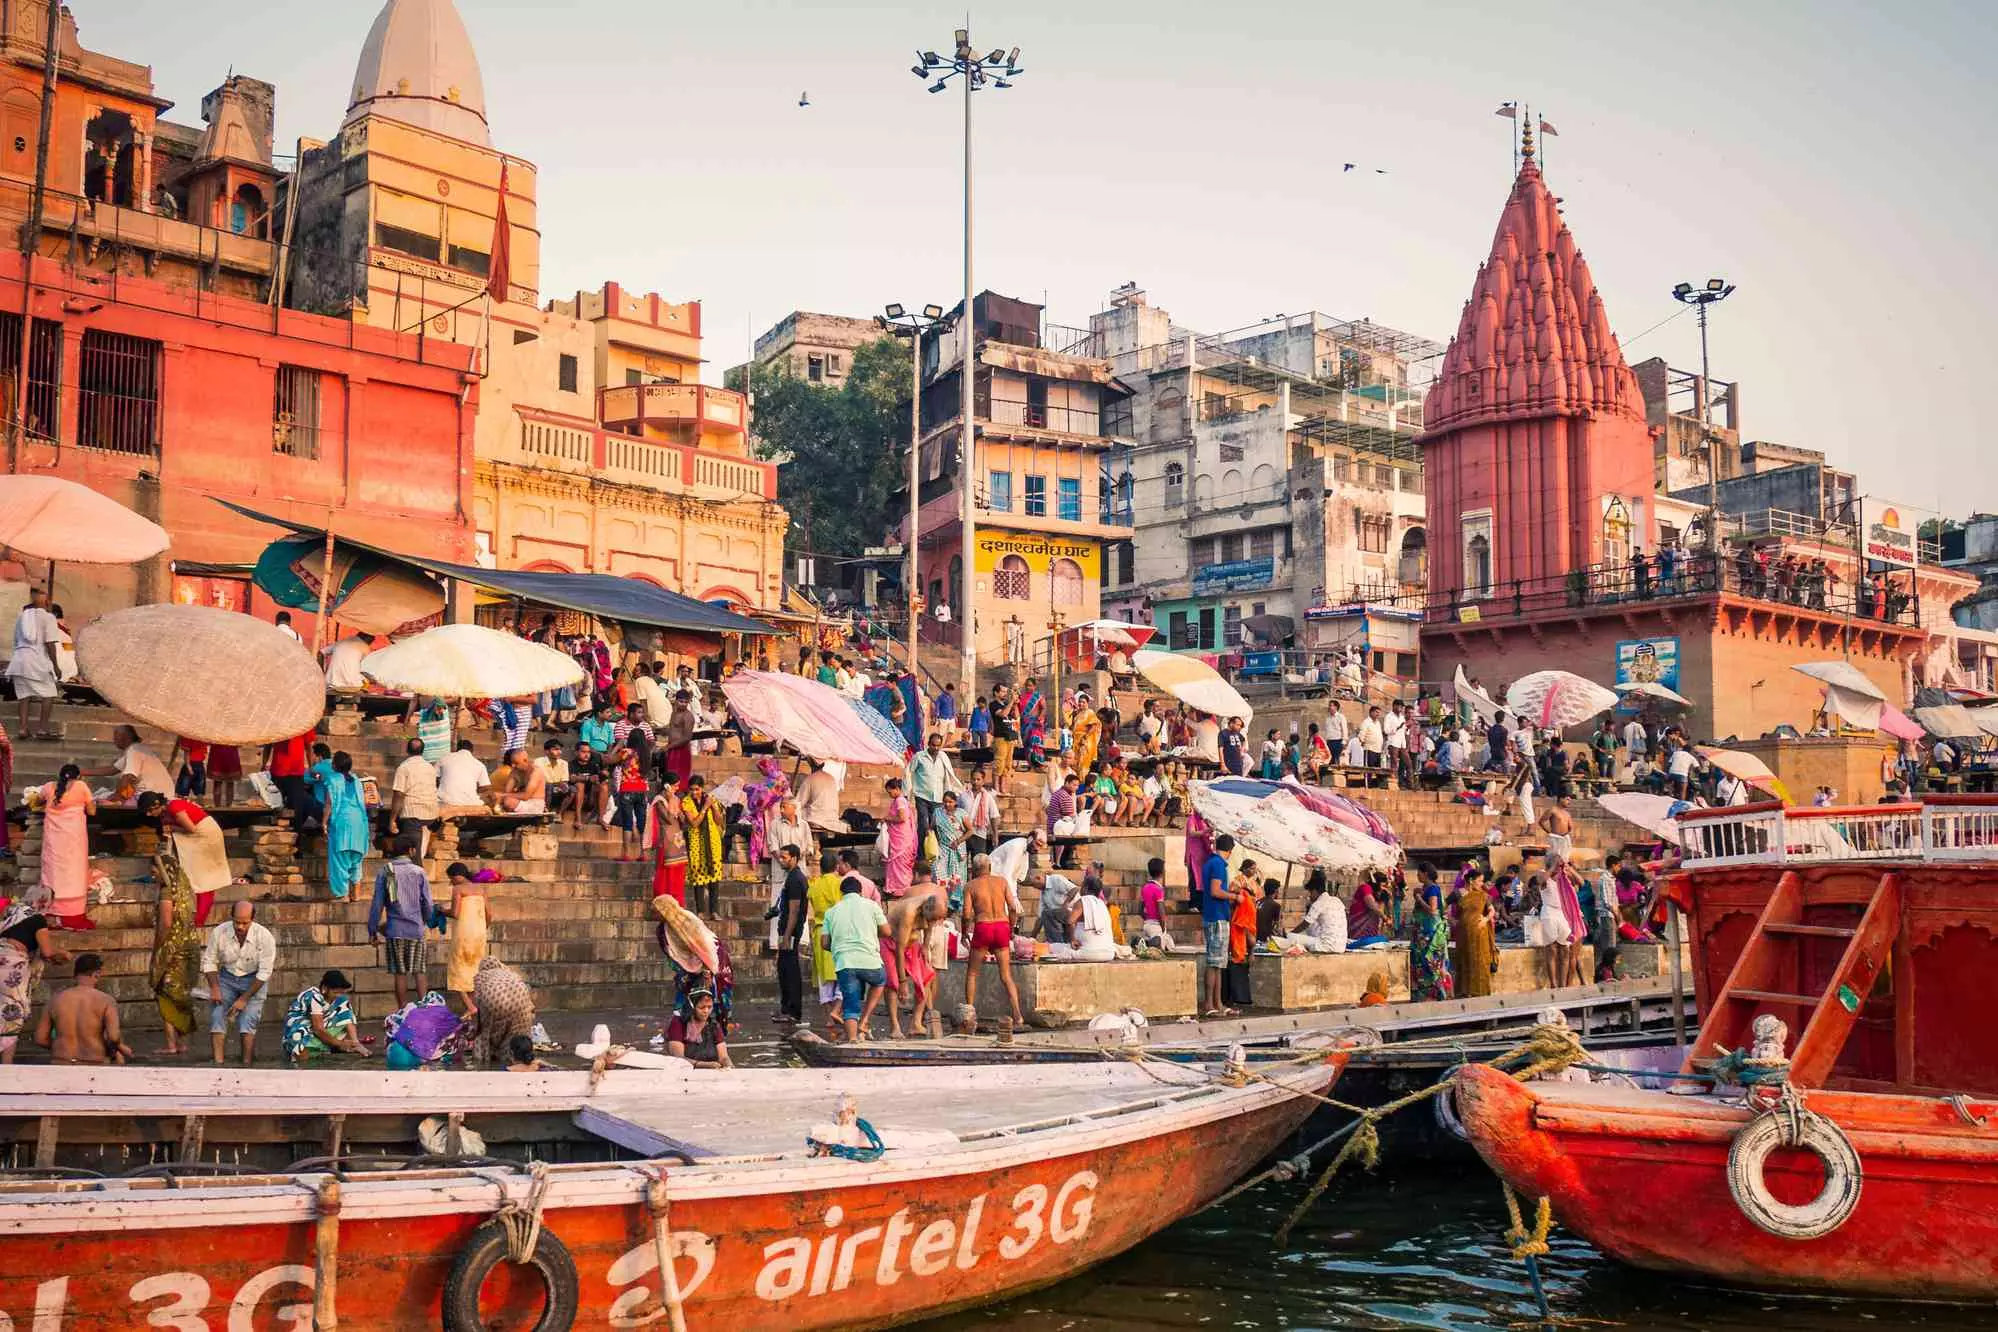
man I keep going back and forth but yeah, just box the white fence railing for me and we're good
[1679,799,1998,868]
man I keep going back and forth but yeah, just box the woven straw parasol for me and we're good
[75,604,323,745]
[0,475,169,564]
[359,623,583,699]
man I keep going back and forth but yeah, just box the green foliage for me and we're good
[748,336,912,558]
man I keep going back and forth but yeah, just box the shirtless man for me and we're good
[35,954,130,1064]
[959,853,1022,1031]
[498,748,548,814]
[883,872,949,1038]
[1537,795,1575,863]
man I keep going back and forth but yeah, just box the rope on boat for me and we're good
[642,1167,691,1332]
[496,1161,554,1263]
[1259,1022,1591,1246]
[1724,1080,1863,1241]
[1501,1182,1555,1324]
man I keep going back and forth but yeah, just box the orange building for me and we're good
[0,1,475,622]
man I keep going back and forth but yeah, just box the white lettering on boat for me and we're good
[0,1277,68,1332]
[605,1233,717,1327]
[4,1268,312,1331]
[744,1168,1099,1303]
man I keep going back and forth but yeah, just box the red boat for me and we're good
[0,1053,1343,1329]
[1459,796,1998,1301]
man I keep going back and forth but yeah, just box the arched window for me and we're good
[1398,526,1428,587]
[1465,534,1492,598]
[994,554,1031,600]
[1164,462,1185,506]
[1050,557,1084,606]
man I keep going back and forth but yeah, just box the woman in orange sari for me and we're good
[1224,873,1261,1010]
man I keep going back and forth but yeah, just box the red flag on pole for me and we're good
[486,161,511,303]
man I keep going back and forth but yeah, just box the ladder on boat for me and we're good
[1688,868,1902,1087]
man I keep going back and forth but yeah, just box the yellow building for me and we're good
[912,292,1135,678]
[286,0,786,605]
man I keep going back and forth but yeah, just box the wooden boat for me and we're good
[0,1052,1344,1329]
[1458,796,1998,1302]
[791,976,1683,1068]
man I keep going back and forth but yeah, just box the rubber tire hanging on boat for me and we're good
[1725,1109,1863,1240]
[441,1217,581,1332]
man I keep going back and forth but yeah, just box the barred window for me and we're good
[78,330,162,456]
[993,554,1031,600]
[273,365,326,459]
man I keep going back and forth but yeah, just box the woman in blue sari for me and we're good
[1019,683,1047,765]
[323,751,371,899]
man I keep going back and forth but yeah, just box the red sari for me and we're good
[645,794,688,904]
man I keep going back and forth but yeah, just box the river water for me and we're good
[919,1167,1998,1331]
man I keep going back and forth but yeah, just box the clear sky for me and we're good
[100,0,1997,515]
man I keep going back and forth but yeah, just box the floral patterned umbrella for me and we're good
[1504,670,1621,730]
[1190,781,1399,872]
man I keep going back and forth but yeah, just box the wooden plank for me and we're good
[179,1115,206,1163]
[32,1116,56,1169]
[571,1105,715,1161]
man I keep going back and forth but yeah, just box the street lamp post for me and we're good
[914,29,1022,701]
[877,303,950,679]
[1671,277,1735,556]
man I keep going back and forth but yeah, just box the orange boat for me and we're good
[0,1052,1344,1329]
[1459,796,1998,1301]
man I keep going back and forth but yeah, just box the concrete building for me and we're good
[0,2,477,622]
[1082,285,1437,675]
[287,0,787,606]
[744,310,880,388]
[904,290,1134,677]
[1417,125,1939,736]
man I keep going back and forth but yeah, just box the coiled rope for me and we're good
[496,1161,554,1263]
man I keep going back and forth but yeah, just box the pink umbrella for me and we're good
[1877,702,1924,742]
[1504,670,1620,730]
[720,671,903,766]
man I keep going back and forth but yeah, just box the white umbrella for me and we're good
[360,623,584,699]
[0,475,168,564]
[1454,664,1500,723]
[1595,791,1697,842]
[1132,649,1252,720]
[1504,670,1620,729]
[1792,660,1886,702]
[1614,680,1692,707]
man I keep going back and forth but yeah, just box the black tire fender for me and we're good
[440,1216,582,1331]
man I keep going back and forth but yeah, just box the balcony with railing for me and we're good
[597,382,747,436]
[1425,550,1924,630]
[1724,508,1942,564]
[1677,798,1998,869]
[503,407,775,498]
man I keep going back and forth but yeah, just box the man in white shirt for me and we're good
[1302,878,1348,952]
[90,724,173,796]
[388,738,442,850]
[435,738,493,810]
[986,829,1047,916]
[1358,707,1386,769]
[1134,700,1164,754]
[796,758,845,832]
[1383,701,1410,783]
[7,587,61,738]
[906,733,963,849]
[322,636,371,692]
[1667,744,1698,800]
[1621,716,1648,761]
[634,662,673,729]
[1189,715,1221,763]
[201,901,276,1066]
[273,611,302,643]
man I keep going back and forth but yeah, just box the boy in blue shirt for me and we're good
[1200,833,1241,1017]
[967,696,992,747]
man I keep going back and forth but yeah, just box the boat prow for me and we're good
[1455,1063,1998,1301]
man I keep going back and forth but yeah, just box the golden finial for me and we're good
[1520,106,1535,164]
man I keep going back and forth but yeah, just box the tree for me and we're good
[746,336,912,560]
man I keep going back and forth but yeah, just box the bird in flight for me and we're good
[799,91,811,107]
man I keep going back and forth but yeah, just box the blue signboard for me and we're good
[1191,557,1274,593]
[1614,637,1680,694]
[1238,650,1282,677]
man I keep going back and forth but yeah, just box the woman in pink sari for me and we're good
[34,764,95,924]
[880,776,916,897]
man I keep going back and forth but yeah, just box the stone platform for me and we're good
[1248,941,1690,1010]
[934,957,1201,1025]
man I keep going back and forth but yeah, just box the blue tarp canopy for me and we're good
[214,499,777,636]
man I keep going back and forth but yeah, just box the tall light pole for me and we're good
[914,29,1022,700]
[1672,277,1735,555]
[877,302,950,677]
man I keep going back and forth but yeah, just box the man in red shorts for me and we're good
[959,853,1021,1031]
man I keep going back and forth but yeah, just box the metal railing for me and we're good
[1723,508,1942,564]
[1427,550,1922,627]
[1676,797,1998,868]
